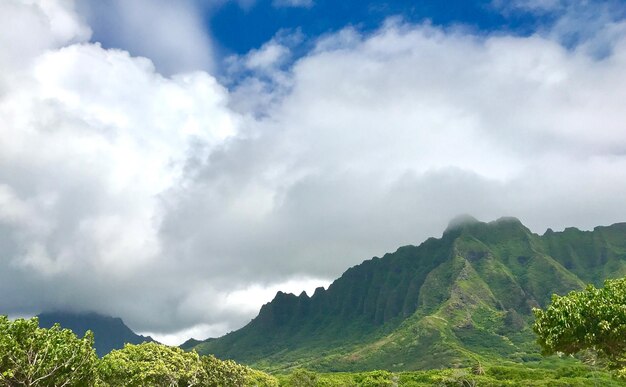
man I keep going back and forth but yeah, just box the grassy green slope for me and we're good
[189,218,626,372]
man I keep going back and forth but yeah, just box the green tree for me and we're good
[358,370,393,387]
[0,315,97,387]
[99,342,277,387]
[288,368,319,387]
[98,342,207,386]
[244,368,279,387]
[533,277,626,376]
[201,354,247,387]
[201,353,278,386]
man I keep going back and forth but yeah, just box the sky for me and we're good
[1,0,626,345]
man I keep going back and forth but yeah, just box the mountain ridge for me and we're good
[187,217,626,371]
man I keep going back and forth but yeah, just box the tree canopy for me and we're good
[533,277,626,376]
[0,315,98,386]
[1,316,277,386]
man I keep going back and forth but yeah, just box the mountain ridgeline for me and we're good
[187,217,626,371]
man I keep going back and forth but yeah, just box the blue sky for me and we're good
[206,0,540,54]
[80,0,626,76]
[2,0,626,344]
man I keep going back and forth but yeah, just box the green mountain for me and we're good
[186,216,626,372]
[37,311,155,357]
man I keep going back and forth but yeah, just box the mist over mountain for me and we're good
[187,217,626,371]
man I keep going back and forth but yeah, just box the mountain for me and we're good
[187,217,626,372]
[37,311,155,357]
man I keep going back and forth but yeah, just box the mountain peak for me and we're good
[444,214,481,233]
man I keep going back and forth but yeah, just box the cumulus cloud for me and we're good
[2,0,626,345]
[0,0,239,340]
[167,18,626,301]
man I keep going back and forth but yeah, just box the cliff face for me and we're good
[189,218,626,372]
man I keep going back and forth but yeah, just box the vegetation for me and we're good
[98,342,207,386]
[534,277,626,377]
[0,315,98,386]
[3,309,621,386]
[0,316,277,387]
[273,363,621,386]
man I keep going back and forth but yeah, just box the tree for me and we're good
[244,368,279,387]
[98,342,207,386]
[358,370,394,387]
[201,354,248,386]
[0,315,98,387]
[533,277,626,376]
[287,368,319,387]
[99,342,277,387]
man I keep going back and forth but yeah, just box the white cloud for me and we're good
[245,41,291,71]
[174,19,626,290]
[2,0,626,342]
[0,0,238,333]
[272,0,314,8]
[0,0,90,74]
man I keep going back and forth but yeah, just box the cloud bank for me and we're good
[1,0,626,344]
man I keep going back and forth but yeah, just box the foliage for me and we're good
[99,341,278,387]
[0,318,618,387]
[470,362,484,375]
[277,363,622,387]
[354,370,393,386]
[0,315,98,387]
[98,342,207,386]
[202,354,247,386]
[0,316,278,386]
[533,277,626,375]
[286,368,319,386]
[245,368,280,386]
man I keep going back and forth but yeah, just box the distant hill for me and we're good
[187,217,626,372]
[37,311,155,357]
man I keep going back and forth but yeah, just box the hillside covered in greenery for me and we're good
[187,217,626,372]
[1,314,620,386]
